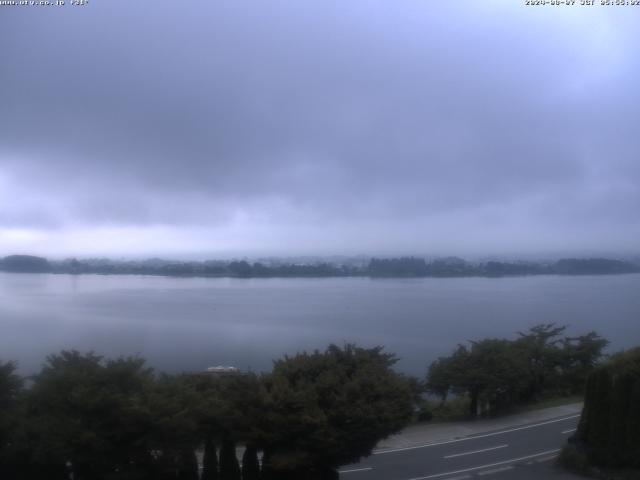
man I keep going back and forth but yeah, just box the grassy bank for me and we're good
[415,394,583,424]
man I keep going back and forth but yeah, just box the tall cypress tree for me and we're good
[576,347,640,469]
[219,437,241,480]
[260,449,274,480]
[241,445,260,480]
[627,380,640,468]
[202,435,219,480]
[177,448,199,480]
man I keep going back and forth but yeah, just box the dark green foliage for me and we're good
[260,344,413,474]
[467,338,530,415]
[146,374,202,479]
[216,373,265,444]
[428,340,528,416]
[416,406,433,422]
[201,436,219,480]
[426,356,454,405]
[177,449,199,480]
[260,450,275,480]
[575,347,640,469]
[0,361,21,407]
[561,332,610,393]
[515,323,568,399]
[241,445,260,480]
[23,351,156,479]
[426,324,609,416]
[219,437,241,480]
[2,344,415,478]
[0,361,23,479]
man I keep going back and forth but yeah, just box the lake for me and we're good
[1,272,639,376]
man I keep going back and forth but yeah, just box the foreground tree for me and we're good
[201,435,219,480]
[560,332,609,393]
[241,445,261,480]
[425,346,468,406]
[571,347,640,469]
[469,339,530,415]
[219,436,242,480]
[515,323,568,400]
[427,325,610,417]
[0,361,23,479]
[23,351,156,480]
[190,371,264,480]
[147,374,202,480]
[260,344,414,478]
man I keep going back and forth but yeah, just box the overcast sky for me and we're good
[1,1,639,258]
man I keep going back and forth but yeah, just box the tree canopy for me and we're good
[0,344,413,480]
[426,324,608,416]
[260,344,413,474]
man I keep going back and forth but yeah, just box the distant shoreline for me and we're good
[1,254,639,279]
[2,271,640,280]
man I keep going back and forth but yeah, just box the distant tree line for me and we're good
[1,254,639,278]
[368,257,639,277]
[425,324,609,416]
[0,345,414,480]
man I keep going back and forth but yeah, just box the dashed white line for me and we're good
[535,455,559,463]
[444,444,508,459]
[339,467,373,474]
[403,448,561,480]
[562,428,577,434]
[477,465,514,476]
[374,415,579,455]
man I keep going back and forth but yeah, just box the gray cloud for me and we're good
[1,1,639,256]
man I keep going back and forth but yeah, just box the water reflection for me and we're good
[1,273,639,376]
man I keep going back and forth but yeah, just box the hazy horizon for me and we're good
[2,250,640,265]
[2,1,639,257]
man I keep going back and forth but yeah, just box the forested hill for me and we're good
[1,254,639,278]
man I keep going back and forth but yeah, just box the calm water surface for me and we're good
[1,273,639,376]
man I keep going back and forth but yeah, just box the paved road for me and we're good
[339,414,582,480]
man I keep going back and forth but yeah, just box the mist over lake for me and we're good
[2,272,639,377]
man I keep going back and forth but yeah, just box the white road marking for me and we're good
[535,455,559,463]
[444,444,508,459]
[339,467,373,474]
[477,465,514,476]
[374,415,579,455]
[562,428,577,434]
[403,448,561,480]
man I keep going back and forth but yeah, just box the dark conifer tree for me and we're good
[260,449,274,480]
[575,347,640,469]
[241,444,261,480]
[201,435,219,480]
[219,436,241,480]
[177,448,199,480]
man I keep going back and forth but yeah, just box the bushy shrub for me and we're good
[575,347,640,470]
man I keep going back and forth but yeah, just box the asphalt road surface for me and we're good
[339,414,582,480]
